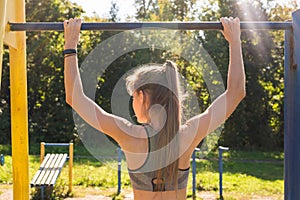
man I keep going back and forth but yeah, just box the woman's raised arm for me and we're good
[182,17,246,150]
[63,18,142,146]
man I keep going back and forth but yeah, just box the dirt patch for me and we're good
[0,185,13,200]
[0,185,281,200]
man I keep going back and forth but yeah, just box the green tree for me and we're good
[109,1,120,22]
[0,0,292,152]
[0,47,10,144]
[0,0,103,144]
[262,0,299,149]
[25,0,84,143]
[198,0,285,150]
[135,0,159,20]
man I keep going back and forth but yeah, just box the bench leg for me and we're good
[41,186,44,200]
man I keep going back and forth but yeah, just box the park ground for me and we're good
[0,149,284,200]
[0,184,282,200]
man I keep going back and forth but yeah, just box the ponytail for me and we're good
[164,60,182,124]
[165,60,179,98]
[125,60,183,191]
[155,60,181,191]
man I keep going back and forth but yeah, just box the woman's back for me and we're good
[123,125,192,200]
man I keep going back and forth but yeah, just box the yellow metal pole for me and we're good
[9,0,29,199]
[40,142,45,163]
[69,143,73,192]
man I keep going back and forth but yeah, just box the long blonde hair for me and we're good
[126,60,182,190]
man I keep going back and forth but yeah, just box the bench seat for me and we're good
[31,153,68,187]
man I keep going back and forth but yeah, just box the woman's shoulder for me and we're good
[129,124,149,140]
[118,123,148,146]
[120,124,149,161]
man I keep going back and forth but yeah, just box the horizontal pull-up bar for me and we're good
[9,21,293,31]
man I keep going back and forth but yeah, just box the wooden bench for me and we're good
[31,142,73,199]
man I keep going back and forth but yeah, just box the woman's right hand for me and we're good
[64,18,82,49]
[220,17,241,44]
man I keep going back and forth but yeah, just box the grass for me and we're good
[0,145,284,199]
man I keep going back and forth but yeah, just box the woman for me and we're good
[63,17,245,200]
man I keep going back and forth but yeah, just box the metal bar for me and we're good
[117,147,122,194]
[44,143,70,147]
[192,150,196,200]
[218,146,229,200]
[9,21,293,31]
[219,149,223,199]
[284,9,300,200]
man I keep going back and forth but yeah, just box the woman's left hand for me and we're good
[64,18,82,49]
[220,17,241,44]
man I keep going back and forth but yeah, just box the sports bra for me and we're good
[128,125,190,192]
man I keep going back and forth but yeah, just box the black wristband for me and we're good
[63,49,77,55]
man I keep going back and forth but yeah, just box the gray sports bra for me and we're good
[128,125,190,192]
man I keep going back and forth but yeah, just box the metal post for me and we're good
[40,186,44,200]
[117,147,122,194]
[284,9,300,200]
[40,142,45,163]
[69,143,73,192]
[219,148,223,199]
[9,0,29,199]
[218,146,229,200]
[192,150,196,199]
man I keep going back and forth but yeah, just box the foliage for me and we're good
[0,48,10,144]
[1,0,298,151]
[195,0,290,150]
[0,0,101,144]
[25,0,87,143]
